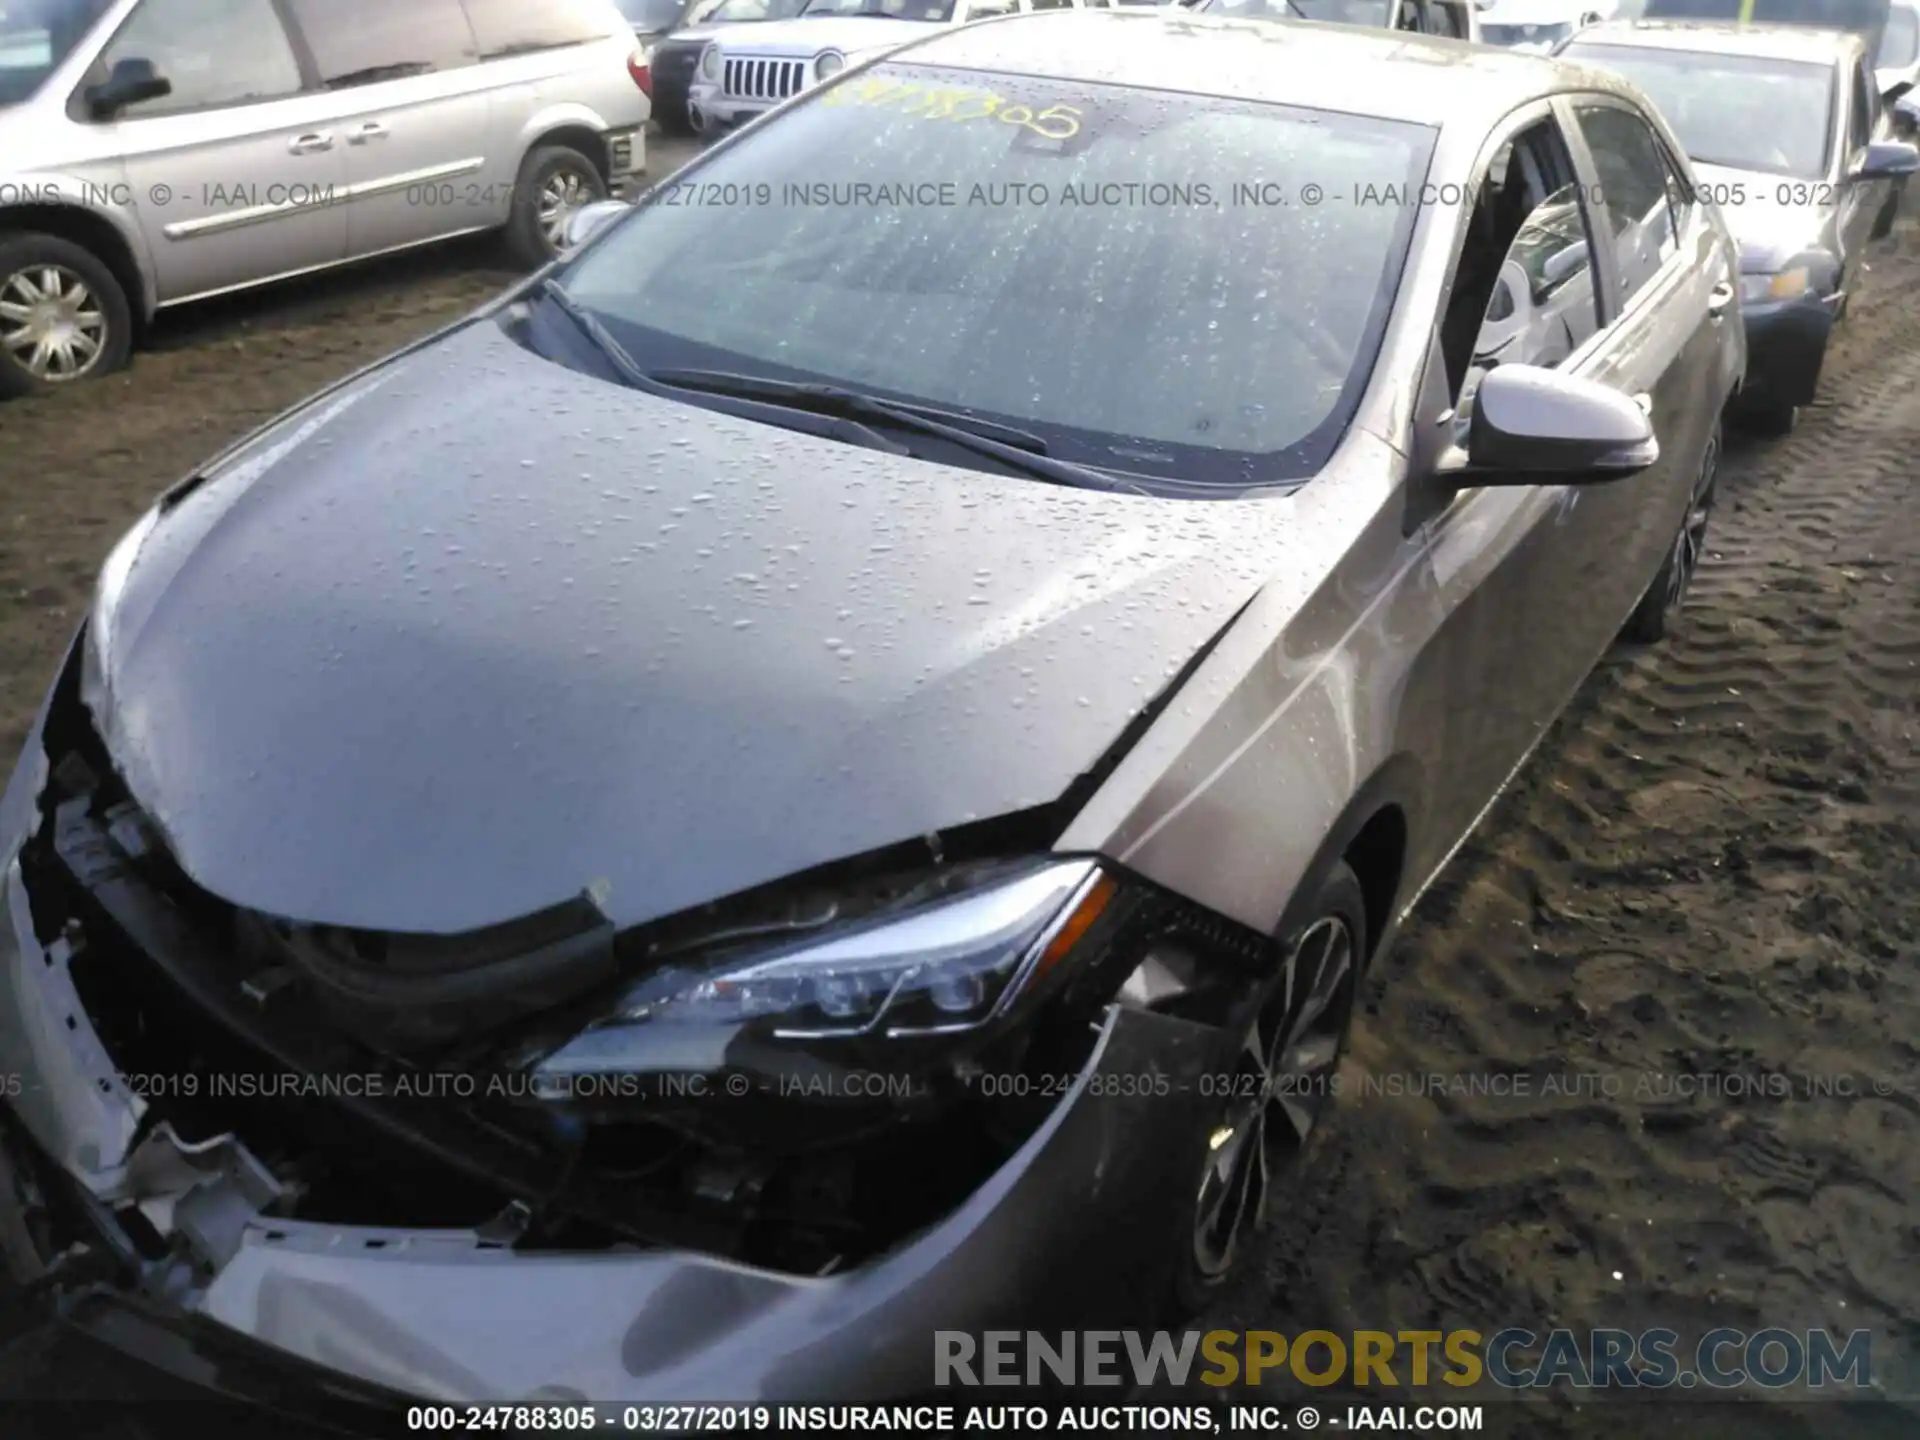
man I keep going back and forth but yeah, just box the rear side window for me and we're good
[1574,103,1680,307]
[462,0,619,56]
[287,0,476,85]
[96,0,302,115]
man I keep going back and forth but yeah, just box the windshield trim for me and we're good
[552,63,1439,496]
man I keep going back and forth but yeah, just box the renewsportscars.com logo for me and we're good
[934,1328,1874,1391]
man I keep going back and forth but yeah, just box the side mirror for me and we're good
[562,199,632,251]
[1853,138,1920,181]
[83,57,171,118]
[1450,364,1657,485]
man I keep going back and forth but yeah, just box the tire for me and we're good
[503,144,610,269]
[0,232,133,398]
[1733,399,1795,439]
[1164,860,1368,1318]
[1622,420,1718,644]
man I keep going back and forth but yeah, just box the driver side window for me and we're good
[94,0,303,118]
[1438,119,1601,424]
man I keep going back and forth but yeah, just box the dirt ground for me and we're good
[0,172,1915,1436]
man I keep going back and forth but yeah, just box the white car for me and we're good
[686,0,1088,132]
[1479,0,1613,50]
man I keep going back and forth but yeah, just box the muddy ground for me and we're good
[0,172,1915,1438]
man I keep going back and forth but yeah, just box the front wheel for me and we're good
[1622,420,1718,644]
[504,144,610,269]
[1167,861,1367,1316]
[0,232,133,397]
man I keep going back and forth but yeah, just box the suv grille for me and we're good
[723,55,807,101]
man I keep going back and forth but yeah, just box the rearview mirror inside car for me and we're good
[1853,139,1920,182]
[1452,364,1658,485]
[84,57,171,118]
[562,200,634,252]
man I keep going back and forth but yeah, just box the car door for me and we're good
[1835,56,1880,267]
[81,0,347,306]
[1560,95,1721,626]
[280,0,499,260]
[1408,106,1619,851]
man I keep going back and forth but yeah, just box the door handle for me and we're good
[347,121,388,145]
[287,131,334,155]
[1708,280,1734,318]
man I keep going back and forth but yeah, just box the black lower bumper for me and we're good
[1739,296,1836,411]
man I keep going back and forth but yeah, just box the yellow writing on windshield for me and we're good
[820,75,1083,139]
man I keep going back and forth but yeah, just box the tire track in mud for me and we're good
[1190,234,1920,1437]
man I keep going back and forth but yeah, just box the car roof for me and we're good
[1565,18,1862,63]
[886,9,1637,127]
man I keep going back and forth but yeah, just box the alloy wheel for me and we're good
[1664,430,1719,612]
[538,168,598,253]
[0,264,107,382]
[1192,913,1356,1279]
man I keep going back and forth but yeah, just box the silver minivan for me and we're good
[0,0,652,395]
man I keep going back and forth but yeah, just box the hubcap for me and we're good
[1665,432,1718,611]
[0,265,107,382]
[538,169,598,252]
[1192,914,1356,1279]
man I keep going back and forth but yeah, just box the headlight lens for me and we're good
[814,49,845,80]
[699,43,720,79]
[1740,267,1811,303]
[532,859,1115,1081]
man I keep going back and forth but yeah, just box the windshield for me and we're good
[1482,19,1575,42]
[1560,44,1835,178]
[555,65,1433,489]
[1881,3,1918,63]
[0,0,111,106]
[799,0,957,16]
[1197,0,1397,23]
[705,0,809,19]
[618,0,690,28]
[1641,0,1889,50]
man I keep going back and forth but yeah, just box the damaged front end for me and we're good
[0,634,1274,1402]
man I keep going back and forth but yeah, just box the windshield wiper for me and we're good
[645,368,1146,494]
[536,281,907,453]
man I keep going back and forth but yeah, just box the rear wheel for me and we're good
[1623,420,1718,644]
[1167,861,1366,1316]
[504,144,609,269]
[0,232,133,397]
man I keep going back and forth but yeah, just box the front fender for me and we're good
[0,173,158,319]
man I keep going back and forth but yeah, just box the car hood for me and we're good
[1692,162,1835,271]
[712,15,944,53]
[92,317,1301,936]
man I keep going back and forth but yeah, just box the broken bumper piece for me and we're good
[0,852,1229,1404]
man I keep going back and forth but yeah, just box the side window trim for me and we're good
[65,0,321,122]
[1557,91,1694,327]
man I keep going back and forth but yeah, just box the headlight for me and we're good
[1740,268,1811,303]
[532,859,1115,1082]
[813,49,845,80]
[699,43,720,79]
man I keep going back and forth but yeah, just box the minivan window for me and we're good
[462,0,618,55]
[288,0,476,85]
[1198,0,1396,22]
[0,0,112,106]
[555,64,1435,488]
[96,0,302,116]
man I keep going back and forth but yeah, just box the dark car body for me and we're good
[1561,20,1919,423]
[0,11,1742,1411]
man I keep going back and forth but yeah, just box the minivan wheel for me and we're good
[1623,421,1718,644]
[0,233,132,397]
[505,145,610,268]
[1166,861,1366,1316]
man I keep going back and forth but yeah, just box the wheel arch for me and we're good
[1272,752,1424,969]
[0,201,155,332]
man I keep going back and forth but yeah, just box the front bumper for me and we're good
[0,705,1232,1406]
[1738,292,1837,411]
[684,81,773,133]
